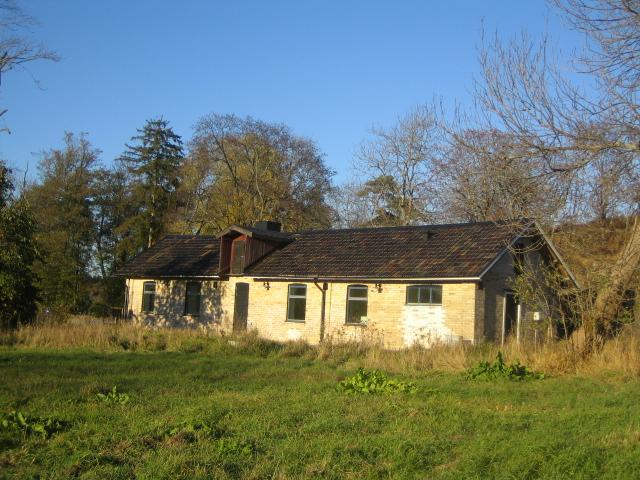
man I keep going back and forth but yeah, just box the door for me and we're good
[231,240,246,274]
[233,282,249,332]
[503,292,519,344]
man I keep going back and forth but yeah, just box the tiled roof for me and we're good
[116,221,530,280]
[115,235,220,278]
[245,221,525,279]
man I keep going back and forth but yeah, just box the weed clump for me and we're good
[158,420,256,455]
[1,411,68,439]
[96,386,130,405]
[466,352,544,381]
[338,368,417,394]
[143,332,168,351]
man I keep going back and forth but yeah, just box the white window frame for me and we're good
[346,285,368,325]
[286,284,307,322]
[405,285,443,305]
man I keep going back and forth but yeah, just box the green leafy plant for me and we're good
[159,420,256,455]
[161,420,226,440]
[214,437,256,456]
[338,368,417,394]
[0,411,68,438]
[96,386,130,405]
[466,352,544,381]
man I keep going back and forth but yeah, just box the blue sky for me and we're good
[1,1,580,182]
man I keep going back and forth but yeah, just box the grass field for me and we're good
[1,337,640,479]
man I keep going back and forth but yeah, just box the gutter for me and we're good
[248,276,482,283]
[115,275,220,280]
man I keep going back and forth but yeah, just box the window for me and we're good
[142,281,156,312]
[184,281,202,316]
[287,284,307,322]
[406,285,442,305]
[346,285,368,324]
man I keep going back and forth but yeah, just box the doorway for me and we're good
[233,282,249,333]
[502,292,520,344]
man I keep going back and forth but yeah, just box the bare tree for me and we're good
[329,182,373,228]
[0,0,58,131]
[437,129,567,223]
[458,0,640,349]
[578,151,638,221]
[354,105,442,226]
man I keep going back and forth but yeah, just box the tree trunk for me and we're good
[584,216,640,351]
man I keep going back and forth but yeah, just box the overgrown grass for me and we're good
[1,321,640,478]
[3,318,640,377]
[1,347,639,478]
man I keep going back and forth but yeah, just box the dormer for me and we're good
[218,221,292,276]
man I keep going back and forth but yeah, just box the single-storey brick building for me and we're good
[116,220,576,348]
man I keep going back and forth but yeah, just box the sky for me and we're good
[1,0,581,183]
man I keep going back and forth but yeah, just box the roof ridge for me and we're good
[162,234,218,239]
[294,218,527,235]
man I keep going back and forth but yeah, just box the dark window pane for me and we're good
[184,282,201,315]
[419,286,430,303]
[290,285,306,297]
[348,286,368,298]
[288,297,306,321]
[429,286,442,304]
[347,299,367,323]
[407,286,420,304]
[142,282,155,312]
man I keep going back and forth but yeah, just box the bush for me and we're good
[338,368,417,394]
[1,411,68,439]
[88,302,111,318]
[466,352,544,381]
[35,305,70,325]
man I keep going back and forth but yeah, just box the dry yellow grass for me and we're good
[0,316,211,351]
[2,316,639,377]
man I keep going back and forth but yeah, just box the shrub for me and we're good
[87,302,111,318]
[338,368,417,394]
[95,386,130,405]
[466,352,544,381]
[0,411,68,438]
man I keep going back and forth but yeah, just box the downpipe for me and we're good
[313,279,328,342]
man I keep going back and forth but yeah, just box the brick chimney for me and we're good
[254,220,282,232]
